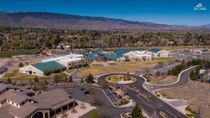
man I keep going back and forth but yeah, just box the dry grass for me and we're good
[156,46,210,51]
[3,70,68,81]
[159,80,210,118]
[90,63,104,67]
[147,75,177,85]
[78,57,177,78]
[3,70,36,80]
[66,69,74,73]
[106,75,136,83]
[78,66,140,78]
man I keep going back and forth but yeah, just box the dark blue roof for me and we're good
[115,49,129,55]
[104,54,122,59]
[151,48,161,53]
[32,61,66,73]
[85,53,97,60]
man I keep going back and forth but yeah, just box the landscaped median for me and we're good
[185,106,196,118]
[103,86,136,108]
[106,74,136,84]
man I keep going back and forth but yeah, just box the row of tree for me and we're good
[1,27,210,50]
[169,59,210,76]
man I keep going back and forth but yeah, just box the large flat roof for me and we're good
[42,55,83,63]
[32,61,66,74]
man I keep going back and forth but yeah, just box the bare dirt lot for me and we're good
[159,80,210,118]
[147,75,177,85]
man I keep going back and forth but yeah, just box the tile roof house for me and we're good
[0,88,76,118]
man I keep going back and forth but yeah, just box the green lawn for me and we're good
[0,49,41,58]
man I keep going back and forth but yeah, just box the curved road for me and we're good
[70,66,196,118]
[145,66,196,91]
[97,73,187,118]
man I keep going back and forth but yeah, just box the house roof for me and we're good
[0,84,8,93]
[85,53,97,60]
[0,91,28,104]
[32,61,66,74]
[104,54,122,59]
[9,102,38,118]
[8,89,74,118]
[33,89,73,108]
[115,49,129,55]
[151,48,161,53]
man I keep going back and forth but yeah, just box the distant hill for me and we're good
[200,24,210,29]
[0,12,208,31]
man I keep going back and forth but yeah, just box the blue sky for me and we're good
[0,0,209,26]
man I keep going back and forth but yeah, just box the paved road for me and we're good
[146,66,196,91]
[97,73,187,118]
[70,65,195,118]
[70,69,82,80]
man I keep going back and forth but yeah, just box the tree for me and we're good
[33,76,39,88]
[68,76,73,83]
[131,104,143,118]
[40,80,48,91]
[29,80,33,88]
[53,74,59,85]
[190,70,198,80]
[89,110,100,118]
[81,78,84,83]
[18,62,24,67]
[7,77,12,84]
[124,55,130,62]
[126,72,131,80]
[156,71,160,76]
[86,74,94,83]
[34,76,39,83]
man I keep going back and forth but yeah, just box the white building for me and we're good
[42,54,85,69]
[190,48,208,55]
[119,51,153,62]
[19,65,44,76]
[154,50,170,58]
[19,61,66,76]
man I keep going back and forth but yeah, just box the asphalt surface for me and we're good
[71,69,82,80]
[148,66,196,91]
[97,73,187,118]
[48,84,132,118]
[69,65,195,118]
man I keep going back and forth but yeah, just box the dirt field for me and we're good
[159,80,210,118]
[147,75,177,85]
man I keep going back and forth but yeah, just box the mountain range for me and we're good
[0,12,209,31]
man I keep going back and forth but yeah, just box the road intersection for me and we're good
[68,66,196,118]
